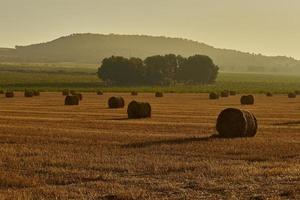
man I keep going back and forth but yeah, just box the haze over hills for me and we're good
[1,33,300,73]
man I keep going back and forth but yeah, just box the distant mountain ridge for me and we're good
[1,33,299,73]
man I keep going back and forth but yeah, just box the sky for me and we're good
[1,0,300,59]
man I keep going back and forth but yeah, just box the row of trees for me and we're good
[97,54,219,86]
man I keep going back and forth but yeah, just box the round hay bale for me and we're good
[127,100,151,119]
[209,92,219,100]
[108,96,125,108]
[220,91,229,97]
[288,92,296,98]
[216,108,258,138]
[131,91,138,96]
[73,93,82,101]
[62,89,69,96]
[97,91,103,95]
[266,92,273,97]
[70,90,77,95]
[5,91,14,98]
[65,95,79,105]
[229,91,237,96]
[33,90,40,96]
[24,90,34,97]
[155,92,163,97]
[240,95,255,105]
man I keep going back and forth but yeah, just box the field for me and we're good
[0,92,299,199]
[1,64,300,93]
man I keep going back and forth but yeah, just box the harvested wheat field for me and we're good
[0,92,299,200]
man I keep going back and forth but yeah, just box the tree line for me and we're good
[97,54,219,86]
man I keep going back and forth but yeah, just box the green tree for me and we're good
[162,54,178,85]
[98,54,219,86]
[98,56,144,85]
[144,54,179,85]
[176,55,219,84]
[144,55,166,85]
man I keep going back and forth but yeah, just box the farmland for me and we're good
[0,92,299,199]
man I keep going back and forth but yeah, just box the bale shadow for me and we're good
[285,101,299,104]
[273,121,300,126]
[122,134,220,148]
[105,117,129,121]
[104,116,153,121]
[103,107,126,110]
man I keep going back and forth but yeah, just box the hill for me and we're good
[1,33,300,73]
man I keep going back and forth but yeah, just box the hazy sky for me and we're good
[1,0,299,59]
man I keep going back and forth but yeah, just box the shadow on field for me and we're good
[122,134,219,148]
[273,121,300,126]
[104,117,129,121]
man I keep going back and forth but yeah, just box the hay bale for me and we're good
[216,108,258,138]
[266,92,273,97]
[240,95,255,105]
[24,90,34,97]
[70,90,77,95]
[65,95,79,105]
[155,92,163,97]
[62,89,69,96]
[229,91,237,96]
[73,93,82,101]
[209,92,219,100]
[220,91,229,97]
[288,92,296,98]
[33,90,40,96]
[131,91,138,96]
[127,100,151,119]
[108,96,125,108]
[97,91,103,95]
[5,91,14,98]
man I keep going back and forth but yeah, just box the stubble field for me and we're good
[0,92,299,199]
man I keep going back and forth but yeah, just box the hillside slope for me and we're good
[1,33,300,72]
